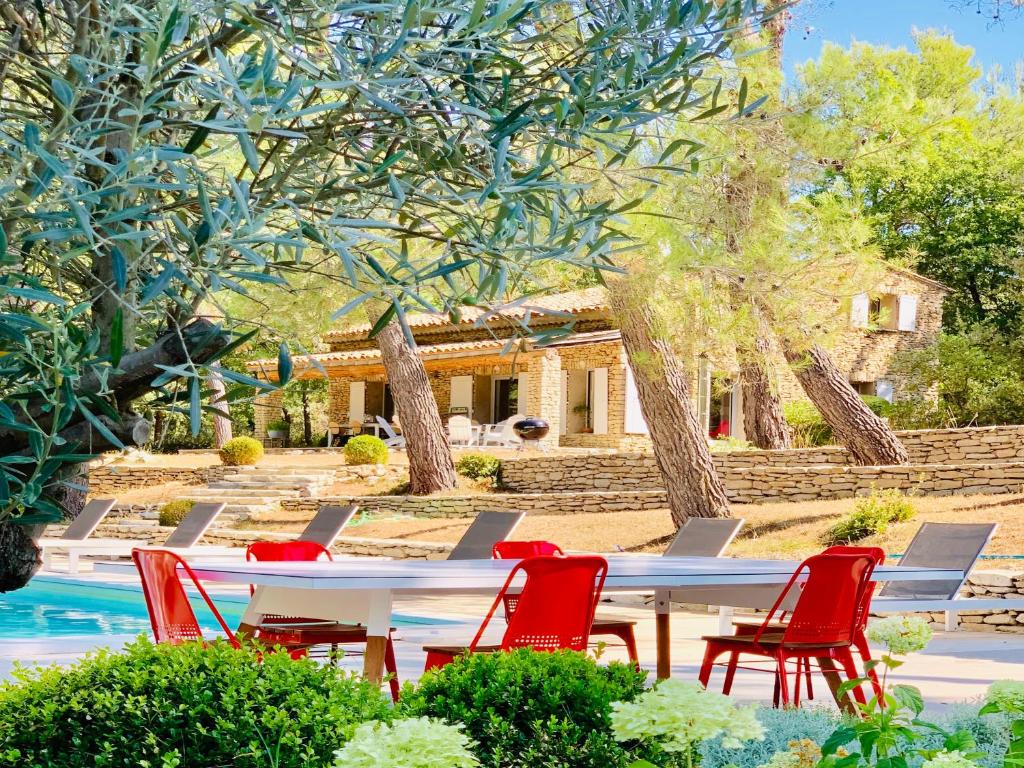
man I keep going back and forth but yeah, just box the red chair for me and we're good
[699,551,878,708]
[492,541,640,669]
[422,555,608,671]
[245,541,401,702]
[133,548,241,647]
[727,546,886,704]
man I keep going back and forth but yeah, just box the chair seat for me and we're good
[591,617,638,631]
[422,644,500,656]
[733,617,787,632]
[258,623,396,645]
[701,633,852,651]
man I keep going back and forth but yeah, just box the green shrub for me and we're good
[399,649,650,768]
[344,435,388,465]
[219,436,264,466]
[158,499,195,527]
[784,397,892,448]
[455,453,501,480]
[266,419,290,433]
[0,638,390,768]
[823,486,916,545]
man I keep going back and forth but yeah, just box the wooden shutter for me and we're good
[897,295,918,331]
[450,375,473,416]
[623,365,649,434]
[517,371,529,415]
[851,293,870,328]
[875,379,894,403]
[560,370,568,434]
[348,381,365,425]
[591,368,609,434]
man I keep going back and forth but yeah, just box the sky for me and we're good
[783,0,1024,78]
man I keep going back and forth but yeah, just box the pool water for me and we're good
[0,577,447,639]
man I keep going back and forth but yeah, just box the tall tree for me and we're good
[0,0,762,589]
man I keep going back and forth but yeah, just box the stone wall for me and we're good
[89,466,224,494]
[958,571,1024,632]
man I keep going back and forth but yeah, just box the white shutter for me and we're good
[897,295,918,331]
[623,365,649,434]
[517,371,529,415]
[348,381,365,425]
[875,379,894,403]
[696,360,711,435]
[450,375,473,415]
[851,293,870,328]
[591,368,609,434]
[560,371,568,434]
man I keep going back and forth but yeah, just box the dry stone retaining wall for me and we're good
[89,466,225,493]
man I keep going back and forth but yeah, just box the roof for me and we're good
[324,286,610,342]
[884,264,951,293]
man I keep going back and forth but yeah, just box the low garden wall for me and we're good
[89,466,225,493]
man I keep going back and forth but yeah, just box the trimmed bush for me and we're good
[823,486,916,545]
[344,435,388,465]
[455,453,501,480]
[784,397,892,448]
[219,436,264,466]
[266,419,290,433]
[0,638,390,768]
[158,499,195,527]
[399,649,650,768]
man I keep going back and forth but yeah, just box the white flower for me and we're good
[866,615,933,655]
[333,718,479,768]
[985,680,1024,713]
[757,752,801,768]
[922,750,981,768]
[609,679,765,753]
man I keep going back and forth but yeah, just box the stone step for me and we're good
[221,474,334,484]
[186,487,302,499]
[210,480,326,491]
[228,467,337,477]
[181,495,293,508]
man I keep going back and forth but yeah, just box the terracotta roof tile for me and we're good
[245,337,521,372]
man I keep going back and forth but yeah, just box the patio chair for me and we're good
[39,502,234,574]
[868,522,1024,630]
[299,504,358,548]
[447,510,526,560]
[480,415,524,449]
[422,555,609,671]
[375,416,407,449]
[245,541,401,701]
[699,551,879,708]
[447,415,475,446]
[38,498,117,569]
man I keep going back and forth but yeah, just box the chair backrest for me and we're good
[247,540,332,563]
[493,540,565,559]
[664,518,745,557]
[449,415,473,442]
[163,502,225,548]
[878,522,997,600]
[471,555,607,653]
[501,415,524,441]
[132,549,238,646]
[61,498,117,540]
[448,510,526,560]
[299,504,357,548]
[375,416,398,439]
[763,552,877,646]
[823,545,886,630]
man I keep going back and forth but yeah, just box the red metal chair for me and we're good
[245,541,401,701]
[727,546,886,704]
[699,551,878,708]
[492,540,640,669]
[422,555,608,671]
[133,548,240,647]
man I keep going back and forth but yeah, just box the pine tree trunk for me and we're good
[608,281,730,526]
[208,363,232,448]
[784,343,908,465]
[373,316,457,495]
[301,385,313,446]
[739,337,791,450]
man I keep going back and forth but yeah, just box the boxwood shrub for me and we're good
[344,435,388,465]
[0,638,390,768]
[454,453,501,481]
[399,649,650,768]
[219,436,264,466]
[158,498,195,527]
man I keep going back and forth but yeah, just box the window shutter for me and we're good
[450,375,473,416]
[591,368,609,434]
[560,371,568,434]
[875,379,894,403]
[624,365,649,434]
[348,381,365,426]
[517,372,529,415]
[851,293,870,328]
[897,295,918,331]
[696,359,711,435]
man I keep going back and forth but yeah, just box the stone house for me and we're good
[249,268,947,449]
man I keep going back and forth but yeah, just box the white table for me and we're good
[96,556,960,684]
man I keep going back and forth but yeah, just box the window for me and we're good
[851,293,917,332]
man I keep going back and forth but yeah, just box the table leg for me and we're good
[68,551,79,574]
[818,657,857,716]
[655,589,671,680]
[362,589,394,684]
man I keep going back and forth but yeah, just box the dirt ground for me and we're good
[238,493,1024,566]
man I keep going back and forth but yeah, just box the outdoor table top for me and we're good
[96,555,963,593]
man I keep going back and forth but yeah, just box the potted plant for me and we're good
[266,419,289,440]
[572,402,592,433]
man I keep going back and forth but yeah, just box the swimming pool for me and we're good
[0,576,448,639]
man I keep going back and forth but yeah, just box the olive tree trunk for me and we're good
[209,363,233,448]
[373,317,457,494]
[608,280,730,526]
[739,336,791,450]
[784,343,908,465]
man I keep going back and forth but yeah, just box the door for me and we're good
[493,377,514,422]
[590,367,609,435]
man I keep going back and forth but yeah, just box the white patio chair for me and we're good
[479,414,524,448]
[448,415,475,446]
[375,416,407,449]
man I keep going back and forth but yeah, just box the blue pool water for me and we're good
[0,577,447,639]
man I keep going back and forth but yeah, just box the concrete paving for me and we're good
[6,566,1023,712]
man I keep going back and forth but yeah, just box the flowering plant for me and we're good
[980,680,1024,768]
[333,717,479,768]
[921,750,982,768]
[866,616,933,656]
[610,679,764,767]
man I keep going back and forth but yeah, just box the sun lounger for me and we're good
[447,510,526,560]
[299,504,358,548]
